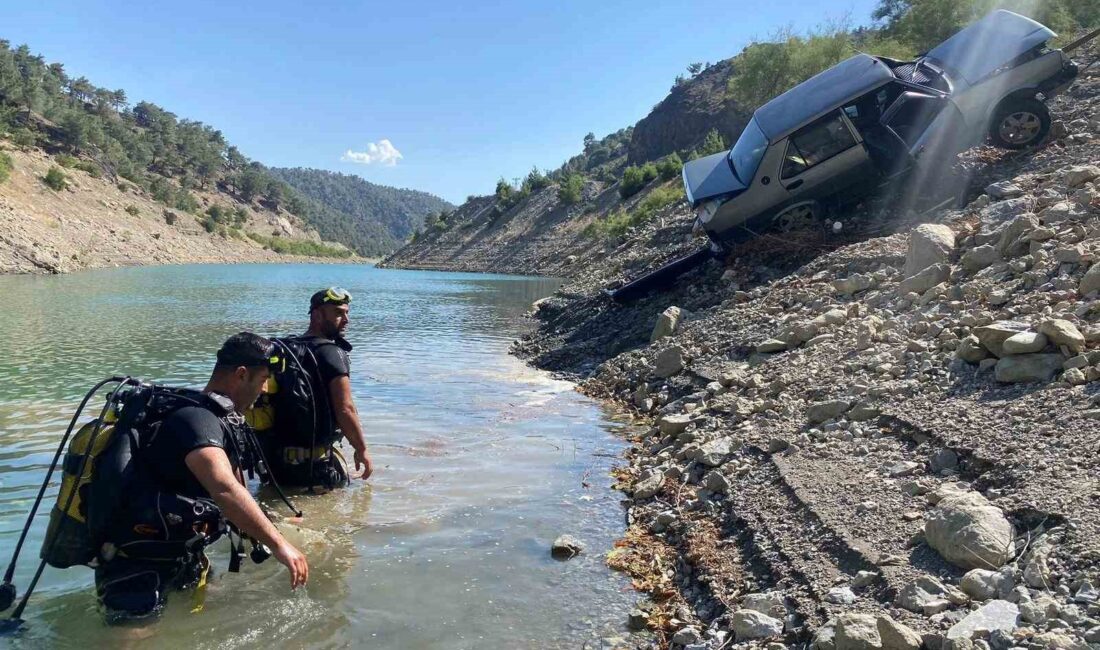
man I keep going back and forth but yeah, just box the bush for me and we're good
[55,154,78,168]
[201,217,217,233]
[521,167,551,194]
[10,128,36,149]
[247,233,353,258]
[124,205,140,216]
[619,163,659,199]
[557,173,585,205]
[656,153,683,181]
[74,160,101,178]
[0,152,12,184]
[588,183,685,239]
[43,166,67,191]
[174,190,199,213]
[698,129,728,157]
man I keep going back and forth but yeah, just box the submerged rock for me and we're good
[550,534,584,559]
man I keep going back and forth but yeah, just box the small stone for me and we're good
[632,471,664,499]
[961,569,1013,601]
[658,414,693,435]
[768,437,791,453]
[704,470,731,495]
[853,571,879,589]
[672,625,703,646]
[930,449,959,473]
[889,461,920,477]
[826,586,857,605]
[551,534,584,559]
[757,338,789,353]
[986,181,1023,199]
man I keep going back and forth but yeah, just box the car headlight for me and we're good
[695,199,721,224]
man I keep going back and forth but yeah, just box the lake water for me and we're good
[0,263,636,649]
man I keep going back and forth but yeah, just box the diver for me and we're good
[95,332,309,623]
[251,287,373,491]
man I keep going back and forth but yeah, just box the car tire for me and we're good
[988,98,1050,149]
[771,201,820,233]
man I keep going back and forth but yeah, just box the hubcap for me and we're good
[998,111,1041,145]
[774,204,817,233]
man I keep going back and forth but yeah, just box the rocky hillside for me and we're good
[0,145,336,274]
[514,51,1100,650]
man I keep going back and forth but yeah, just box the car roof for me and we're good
[754,54,894,142]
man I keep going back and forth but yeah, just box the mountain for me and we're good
[266,167,452,257]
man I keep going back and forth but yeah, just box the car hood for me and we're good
[926,10,1055,86]
[682,152,747,208]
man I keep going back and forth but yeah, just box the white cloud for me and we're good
[341,139,403,166]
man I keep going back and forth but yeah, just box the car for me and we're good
[682,10,1080,247]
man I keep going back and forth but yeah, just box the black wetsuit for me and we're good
[262,335,352,490]
[95,402,242,623]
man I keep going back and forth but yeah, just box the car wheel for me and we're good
[989,98,1050,149]
[771,202,819,233]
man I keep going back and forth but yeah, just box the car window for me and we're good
[781,111,857,179]
[727,118,768,183]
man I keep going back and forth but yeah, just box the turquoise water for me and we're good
[0,263,635,649]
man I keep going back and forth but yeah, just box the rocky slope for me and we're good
[513,49,1100,650]
[0,146,344,274]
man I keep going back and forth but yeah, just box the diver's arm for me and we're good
[329,375,373,479]
[185,446,309,588]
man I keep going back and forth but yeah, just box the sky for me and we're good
[0,0,882,204]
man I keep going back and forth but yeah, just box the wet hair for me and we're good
[214,331,275,372]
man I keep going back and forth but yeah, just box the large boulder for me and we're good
[925,491,1015,570]
[994,354,1065,383]
[973,321,1030,358]
[961,244,998,273]
[904,224,955,277]
[898,263,950,295]
[651,306,686,342]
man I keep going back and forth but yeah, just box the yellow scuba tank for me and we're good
[244,376,278,432]
[40,407,121,569]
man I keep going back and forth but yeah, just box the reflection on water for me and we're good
[0,264,635,649]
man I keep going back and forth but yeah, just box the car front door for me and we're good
[778,110,872,204]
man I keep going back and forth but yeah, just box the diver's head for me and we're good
[308,287,352,338]
[209,331,281,411]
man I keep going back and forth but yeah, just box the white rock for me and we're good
[898,263,950,295]
[1039,318,1085,353]
[994,354,1065,383]
[1065,165,1100,188]
[1001,331,1048,354]
[834,613,880,650]
[973,321,1030,358]
[632,470,664,499]
[961,244,998,273]
[650,306,686,342]
[877,616,922,650]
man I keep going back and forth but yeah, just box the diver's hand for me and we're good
[273,541,309,589]
[354,447,374,479]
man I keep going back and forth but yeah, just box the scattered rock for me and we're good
[1039,318,1085,353]
[973,321,1030,358]
[550,534,584,559]
[946,600,1019,641]
[834,613,880,650]
[654,346,685,378]
[960,568,1014,601]
[876,616,922,650]
[898,263,950,295]
[1065,165,1100,188]
[961,245,998,273]
[1001,331,1048,355]
[731,609,783,641]
[632,470,664,499]
[807,400,850,423]
[658,413,694,435]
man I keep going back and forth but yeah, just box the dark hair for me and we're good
[215,331,275,371]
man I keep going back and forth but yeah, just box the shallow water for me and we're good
[0,263,635,649]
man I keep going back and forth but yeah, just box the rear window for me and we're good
[728,118,768,183]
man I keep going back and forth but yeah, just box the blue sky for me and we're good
[1,0,880,204]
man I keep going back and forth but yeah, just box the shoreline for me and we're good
[0,254,380,277]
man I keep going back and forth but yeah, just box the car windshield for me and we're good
[728,118,768,183]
